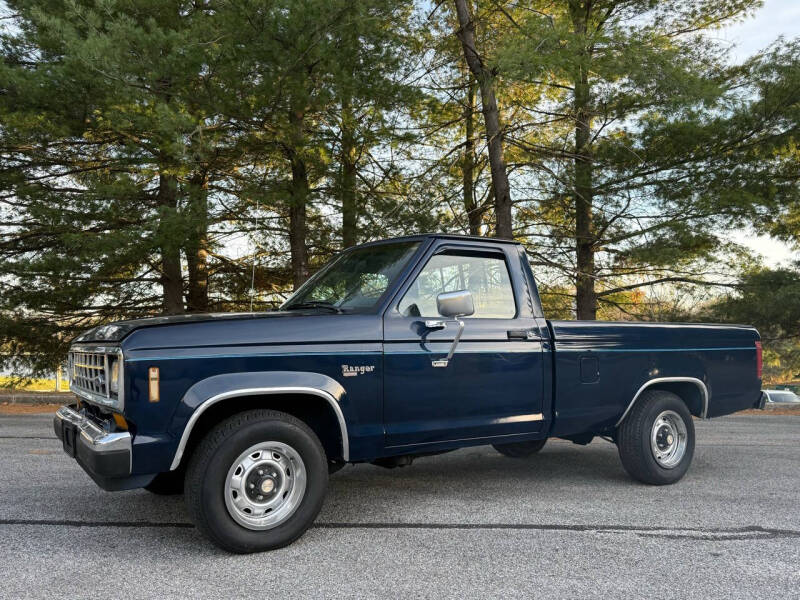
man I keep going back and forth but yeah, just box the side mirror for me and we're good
[430,290,474,368]
[436,290,475,319]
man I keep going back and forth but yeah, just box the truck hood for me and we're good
[73,312,297,343]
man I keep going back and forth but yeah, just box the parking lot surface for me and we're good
[0,412,798,599]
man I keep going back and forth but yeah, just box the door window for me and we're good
[398,252,516,318]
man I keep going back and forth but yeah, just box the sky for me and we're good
[716,0,800,62]
[717,0,800,267]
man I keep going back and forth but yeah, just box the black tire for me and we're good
[493,438,547,458]
[617,390,695,485]
[185,409,328,553]
[144,470,185,495]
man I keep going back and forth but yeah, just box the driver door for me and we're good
[382,244,545,450]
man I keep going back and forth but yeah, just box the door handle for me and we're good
[507,329,540,341]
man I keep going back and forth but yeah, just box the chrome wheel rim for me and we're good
[224,441,307,530]
[650,410,688,469]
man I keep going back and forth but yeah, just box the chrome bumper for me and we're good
[54,405,132,488]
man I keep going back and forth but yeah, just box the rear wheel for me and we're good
[185,409,328,553]
[617,390,695,485]
[493,438,547,458]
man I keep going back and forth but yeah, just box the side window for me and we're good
[398,252,516,318]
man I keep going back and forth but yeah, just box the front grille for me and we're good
[67,346,122,409]
[69,350,109,397]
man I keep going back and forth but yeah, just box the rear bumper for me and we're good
[53,405,145,491]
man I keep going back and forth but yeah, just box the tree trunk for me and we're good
[156,171,184,315]
[462,71,481,235]
[340,99,358,247]
[453,0,512,239]
[185,172,209,313]
[287,108,309,288]
[570,1,596,320]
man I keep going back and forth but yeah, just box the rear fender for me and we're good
[616,377,708,427]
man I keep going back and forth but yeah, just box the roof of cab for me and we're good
[355,233,522,248]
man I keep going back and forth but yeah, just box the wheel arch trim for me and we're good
[615,377,709,427]
[169,372,349,470]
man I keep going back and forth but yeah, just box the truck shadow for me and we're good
[318,442,635,521]
[339,441,629,483]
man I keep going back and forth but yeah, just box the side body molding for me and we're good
[169,371,348,470]
[615,376,709,427]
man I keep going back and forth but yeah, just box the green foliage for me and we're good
[0,0,434,373]
[0,0,798,375]
[1,0,228,369]
[492,0,798,317]
[708,267,800,383]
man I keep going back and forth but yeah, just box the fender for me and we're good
[168,371,349,470]
[615,376,709,427]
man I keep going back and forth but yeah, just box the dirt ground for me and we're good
[0,403,63,414]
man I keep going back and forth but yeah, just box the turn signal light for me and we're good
[149,367,160,403]
[112,413,128,430]
[755,341,762,379]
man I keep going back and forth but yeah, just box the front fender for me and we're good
[168,371,349,470]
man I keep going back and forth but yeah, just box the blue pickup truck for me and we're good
[54,234,763,552]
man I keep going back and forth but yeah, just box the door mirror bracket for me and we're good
[431,290,474,368]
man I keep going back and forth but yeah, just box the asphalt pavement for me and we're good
[0,412,798,599]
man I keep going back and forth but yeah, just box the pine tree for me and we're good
[497,0,799,318]
[0,0,231,369]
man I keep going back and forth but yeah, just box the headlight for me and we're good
[109,358,120,394]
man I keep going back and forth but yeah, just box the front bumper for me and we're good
[54,405,135,490]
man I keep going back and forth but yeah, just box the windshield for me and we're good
[281,241,421,313]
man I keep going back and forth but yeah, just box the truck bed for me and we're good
[547,320,761,437]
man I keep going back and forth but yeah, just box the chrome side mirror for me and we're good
[431,290,474,368]
[437,290,475,319]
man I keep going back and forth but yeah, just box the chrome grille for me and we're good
[68,350,109,397]
[67,346,123,410]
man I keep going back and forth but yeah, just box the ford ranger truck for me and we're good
[54,234,764,553]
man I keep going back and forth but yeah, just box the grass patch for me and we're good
[0,376,60,392]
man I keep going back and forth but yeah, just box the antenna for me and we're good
[249,197,259,312]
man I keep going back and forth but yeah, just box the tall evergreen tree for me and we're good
[325,1,423,248]
[453,0,514,239]
[0,0,232,369]
[497,0,799,318]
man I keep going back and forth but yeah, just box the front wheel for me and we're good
[185,409,328,553]
[617,390,695,485]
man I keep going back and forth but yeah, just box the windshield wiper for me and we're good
[283,301,343,314]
